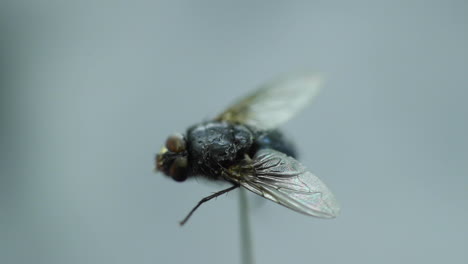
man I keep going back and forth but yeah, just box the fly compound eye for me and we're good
[170,157,188,182]
[166,133,186,153]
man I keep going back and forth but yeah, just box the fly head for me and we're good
[155,133,189,182]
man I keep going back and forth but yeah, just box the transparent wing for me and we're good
[215,72,323,130]
[228,149,340,218]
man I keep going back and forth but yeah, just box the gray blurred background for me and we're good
[1,1,467,264]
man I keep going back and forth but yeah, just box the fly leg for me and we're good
[179,184,239,226]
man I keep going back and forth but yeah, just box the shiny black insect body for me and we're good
[188,122,296,180]
[155,73,340,225]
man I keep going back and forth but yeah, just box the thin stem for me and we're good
[239,188,254,264]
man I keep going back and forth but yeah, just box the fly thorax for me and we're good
[187,122,254,178]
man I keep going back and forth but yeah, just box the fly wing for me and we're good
[215,72,323,130]
[230,149,340,218]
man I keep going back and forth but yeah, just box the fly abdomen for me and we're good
[253,130,296,158]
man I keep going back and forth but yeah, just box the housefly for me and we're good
[155,72,340,225]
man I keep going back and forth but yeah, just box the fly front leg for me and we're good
[179,184,239,226]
